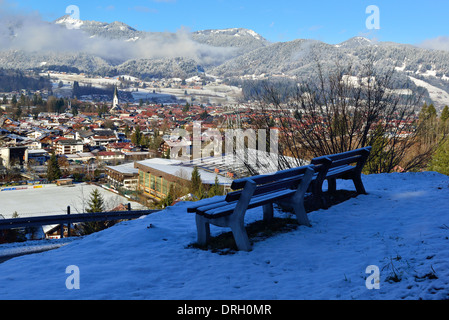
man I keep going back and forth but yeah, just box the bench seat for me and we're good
[197,188,298,219]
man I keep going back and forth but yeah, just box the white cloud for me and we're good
[0,5,236,65]
[419,36,449,52]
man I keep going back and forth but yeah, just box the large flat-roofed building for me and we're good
[135,158,232,201]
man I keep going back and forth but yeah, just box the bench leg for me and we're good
[195,214,210,246]
[310,180,325,209]
[293,201,311,227]
[313,187,326,209]
[291,167,314,226]
[327,178,337,193]
[263,204,273,222]
[230,220,252,252]
[352,175,366,194]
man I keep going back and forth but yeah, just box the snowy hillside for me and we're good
[0,172,448,300]
[4,13,449,108]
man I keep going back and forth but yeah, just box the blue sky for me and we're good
[4,0,449,45]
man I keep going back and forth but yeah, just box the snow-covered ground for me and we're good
[0,172,448,300]
[0,183,144,218]
[45,72,243,105]
[409,76,449,110]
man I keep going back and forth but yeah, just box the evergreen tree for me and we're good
[131,126,142,146]
[208,176,224,197]
[418,103,438,146]
[439,105,449,135]
[72,81,80,98]
[160,184,175,209]
[86,189,105,213]
[428,138,449,176]
[200,110,209,120]
[47,154,62,182]
[18,94,26,107]
[55,98,65,114]
[79,189,111,235]
[190,166,204,199]
[11,94,17,106]
[442,106,449,123]
[14,105,22,120]
[124,125,130,138]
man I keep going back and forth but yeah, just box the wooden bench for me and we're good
[187,165,316,251]
[310,146,372,208]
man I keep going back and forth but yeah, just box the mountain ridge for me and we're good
[2,16,449,108]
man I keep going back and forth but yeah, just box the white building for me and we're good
[55,139,84,155]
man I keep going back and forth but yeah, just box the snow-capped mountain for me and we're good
[54,15,84,30]
[2,15,449,108]
[55,15,141,40]
[337,36,373,48]
[192,28,269,50]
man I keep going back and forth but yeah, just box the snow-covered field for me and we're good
[0,172,448,300]
[46,72,242,105]
[0,183,144,218]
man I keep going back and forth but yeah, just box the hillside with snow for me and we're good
[3,14,449,108]
[0,172,448,300]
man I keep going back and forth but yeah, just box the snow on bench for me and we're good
[187,165,315,251]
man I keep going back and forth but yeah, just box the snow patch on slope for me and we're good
[409,76,449,108]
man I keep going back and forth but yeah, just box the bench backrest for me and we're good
[311,146,372,169]
[231,165,314,190]
[226,165,315,202]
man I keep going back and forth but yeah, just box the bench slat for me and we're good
[187,196,226,213]
[193,198,235,214]
[325,164,354,178]
[200,188,297,219]
[327,155,362,168]
[226,173,305,202]
[231,165,313,190]
[312,147,370,162]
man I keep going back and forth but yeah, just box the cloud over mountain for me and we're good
[419,36,449,52]
[0,7,236,65]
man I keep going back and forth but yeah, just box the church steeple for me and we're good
[113,86,119,109]
[110,86,122,114]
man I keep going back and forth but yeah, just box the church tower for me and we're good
[111,86,121,113]
[113,86,119,109]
